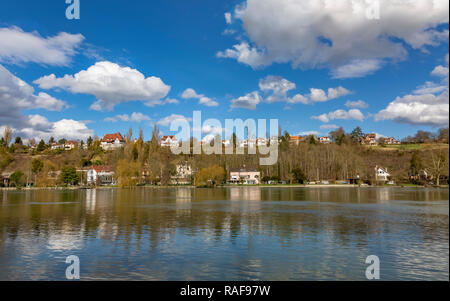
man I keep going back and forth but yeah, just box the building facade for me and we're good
[229,168,261,185]
[101,133,125,150]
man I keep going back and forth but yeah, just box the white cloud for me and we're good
[218,0,449,77]
[104,112,150,123]
[376,57,450,127]
[0,64,69,129]
[298,131,320,136]
[331,59,383,79]
[320,124,339,130]
[19,115,94,141]
[308,86,351,103]
[431,65,449,77]
[131,112,151,122]
[181,88,218,107]
[199,124,226,136]
[34,61,171,111]
[225,12,232,24]
[230,91,262,110]
[181,88,202,99]
[287,93,309,104]
[0,26,84,66]
[217,42,269,67]
[164,98,180,104]
[259,75,296,103]
[157,114,192,126]
[375,91,449,127]
[1,64,92,141]
[312,109,364,123]
[34,92,69,111]
[345,100,369,109]
[413,81,448,95]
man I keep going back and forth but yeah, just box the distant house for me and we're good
[64,140,77,150]
[101,133,125,150]
[289,136,301,145]
[375,166,391,182]
[319,136,331,144]
[87,166,115,185]
[383,137,401,145]
[172,162,193,184]
[229,167,261,185]
[51,143,64,150]
[1,172,12,187]
[409,169,433,182]
[222,139,231,147]
[161,135,178,147]
[256,138,268,146]
[363,133,377,146]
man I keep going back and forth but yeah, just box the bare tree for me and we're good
[3,125,12,146]
[426,149,449,186]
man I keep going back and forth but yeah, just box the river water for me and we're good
[0,187,448,280]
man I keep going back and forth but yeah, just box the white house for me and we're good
[101,133,125,150]
[319,136,331,144]
[64,140,77,150]
[229,168,261,185]
[256,138,268,146]
[161,135,179,147]
[171,162,193,184]
[375,166,391,182]
[51,143,64,150]
[87,166,115,185]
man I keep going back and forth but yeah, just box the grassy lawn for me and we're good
[370,143,449,151]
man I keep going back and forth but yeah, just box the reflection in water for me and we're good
[0,187,448,280]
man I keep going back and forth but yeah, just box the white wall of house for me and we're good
[229,170,261,184]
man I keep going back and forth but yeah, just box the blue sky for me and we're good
[0,0,448,142]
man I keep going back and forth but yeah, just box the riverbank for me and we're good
[1,184,448,191]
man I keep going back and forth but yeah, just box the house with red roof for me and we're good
[86,166,115,185]
[161,135,178,147]
[101,132,125,150]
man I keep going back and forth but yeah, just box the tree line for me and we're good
[0,125,449,187]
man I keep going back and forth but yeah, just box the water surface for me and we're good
[0,187,448,280]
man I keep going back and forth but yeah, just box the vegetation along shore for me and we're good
[1,125,448,189]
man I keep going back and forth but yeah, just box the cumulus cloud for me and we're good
[104,112,150,123]
[413,81,448,95]
[233,75,350,108]
[230,91,262,110]
[34,61,171,111]
[259,75,296,103]
[164,98,180,104]
[18,115,94,142]
[181,88,218,107]
[0,26,84,66]
[320,124,340,130]
[157,114,192,126]
[331,59,383,79]
[0,65,93,141]
[308,86,351,103]
[375,91,449,127]
[217,42,269,67]
[345,100,369,108]
[312,109,364,123]
[298,131,320,136]
[218,0,449,77]
[376,57,449,127]
[0,64,69,128]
